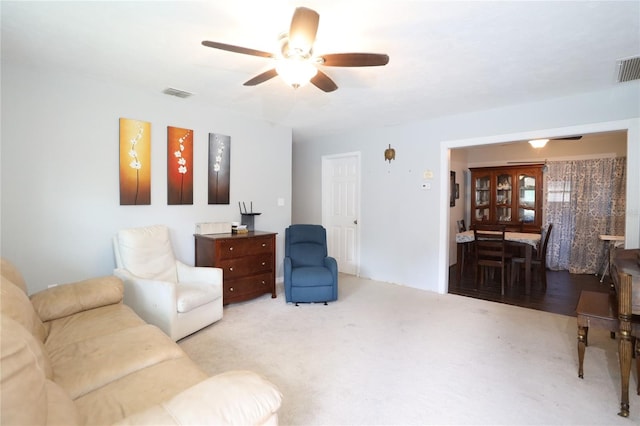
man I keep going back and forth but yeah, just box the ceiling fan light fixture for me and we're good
[287,36,313,57]
[528,138,549,149]
[201,6,388,92]
[275,58,318,89]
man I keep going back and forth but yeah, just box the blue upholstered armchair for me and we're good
[284,224,338,305]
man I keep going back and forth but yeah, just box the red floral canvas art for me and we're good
[167,126,194,205]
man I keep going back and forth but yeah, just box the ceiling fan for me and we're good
[201,7,389,92]
[550,136,582,141]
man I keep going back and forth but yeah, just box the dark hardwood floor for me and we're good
[448,262,612,317]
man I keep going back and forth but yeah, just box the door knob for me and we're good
[353,220,358,225]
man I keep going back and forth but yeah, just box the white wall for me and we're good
[1,63,292,294]
[449,149,467,265]
[292,83,640,293]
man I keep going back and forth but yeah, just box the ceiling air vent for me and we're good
[617,56,640,83]
[162,87,193,98]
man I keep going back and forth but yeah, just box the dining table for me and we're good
[456,230,541,294]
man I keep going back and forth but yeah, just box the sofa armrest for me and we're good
[30,276,123,322]
[324,256,338,276]
[175,260,223,286]
[115,371,282,426]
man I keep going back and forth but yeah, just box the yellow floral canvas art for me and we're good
[119,118,151,205]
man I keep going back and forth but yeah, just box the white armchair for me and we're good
[113,224,223,341]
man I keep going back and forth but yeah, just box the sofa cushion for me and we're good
[49,324,186,399]
[1,276,46,342]
[31,276,123,322]
[115,371,283,426]
[291,266,335,286]
[44,303,146,350]
[45,379,79,425]
[74,357,208,425]
[116,225,178,282]
[1,316,55,426]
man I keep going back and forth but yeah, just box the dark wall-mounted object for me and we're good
[450,171,456,207]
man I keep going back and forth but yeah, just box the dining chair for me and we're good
[510,223,553,290]
[473,224,509,296]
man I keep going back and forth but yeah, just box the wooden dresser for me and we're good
[194,231,277,305]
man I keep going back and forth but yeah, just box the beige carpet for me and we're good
[179,274,639,425]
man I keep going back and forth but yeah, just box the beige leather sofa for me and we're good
[0,258,282,425]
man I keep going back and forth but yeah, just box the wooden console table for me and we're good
[610,248,640,417]
[194,231,277,305]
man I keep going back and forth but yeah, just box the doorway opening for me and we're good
[438,120,639,310]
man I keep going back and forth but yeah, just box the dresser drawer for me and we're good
[218,254,273,279]
[194,231,277,304]
[217,237,273,260]
[224,273,274,303]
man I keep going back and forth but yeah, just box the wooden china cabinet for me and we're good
[469,164,544,233]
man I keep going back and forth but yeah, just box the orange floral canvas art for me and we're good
[119,118,151,205]
[167,126,194,205]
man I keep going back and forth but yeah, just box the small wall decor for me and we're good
[167,126,193,205]
[208,133,231,204]
[119,118,151,205]
[384,144,395,163]
[450,171,456,207]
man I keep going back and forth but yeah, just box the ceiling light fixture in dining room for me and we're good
[528,138,549,148]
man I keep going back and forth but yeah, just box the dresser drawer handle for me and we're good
[229,287,234,292]
[261,280,266,285]
[229,247,234,251]
[261,262,266,266]
[261,243,266,247]
[229,267,234,272]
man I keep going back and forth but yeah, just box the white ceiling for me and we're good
[2,1,638,142]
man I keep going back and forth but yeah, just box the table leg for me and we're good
[524,244,532,295]
[618,329,632,417]
[617,272,633,417]
[577,324,588,379]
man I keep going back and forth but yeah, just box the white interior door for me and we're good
[322,153,360,275]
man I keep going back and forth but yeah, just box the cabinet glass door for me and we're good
[474,174,491,222]
[495,173,512,222]
[518,173,537,224]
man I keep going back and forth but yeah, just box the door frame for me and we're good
[321,151,362,276]
[438,118,640,295]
